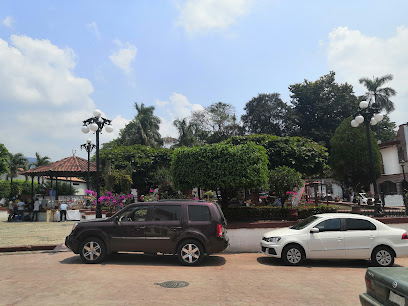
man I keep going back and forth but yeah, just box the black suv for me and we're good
[65,200,229,266]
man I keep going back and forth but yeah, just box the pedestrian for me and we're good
[60,202,68,222]
[8,198,16,222]
[32,198,40,221]
[17,198,25,221]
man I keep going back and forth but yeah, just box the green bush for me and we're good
[225,205,337,221]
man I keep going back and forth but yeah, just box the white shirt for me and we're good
[33,201,40,211]
[17,201,25,211]
[60,203,68,211]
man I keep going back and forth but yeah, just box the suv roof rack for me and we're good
[158,199,206,202]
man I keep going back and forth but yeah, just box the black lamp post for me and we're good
[351,99,384,216]
[81,109,113,218]
[80,139,96,191]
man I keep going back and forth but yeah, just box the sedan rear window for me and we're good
[188,205,211,222]
[346,218,376,231]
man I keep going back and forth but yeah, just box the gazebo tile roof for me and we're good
[25,155,96,174]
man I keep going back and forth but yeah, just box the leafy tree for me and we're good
[289,71,358,148]
[43,181,78,196]
[226,134,328,177]
[118,102,163,147]
[99,143,173,194]
[31,152,51,184]
[241,93,293,136]
[190,102,241,143]
[6,153,28,198]
[269,166,302,205]
[373,115,397,143]
[330,117,382,191]
[171,142,269,210]
[359,74,396,114]
[0,144,9,175]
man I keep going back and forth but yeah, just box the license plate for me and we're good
[389,290,405,306]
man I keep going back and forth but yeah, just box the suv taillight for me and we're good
[217,224,223,237]
[402,233,408,240]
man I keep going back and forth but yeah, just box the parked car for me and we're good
[65,200,229,266]
[261,213,408,266]
[360,267,408,306]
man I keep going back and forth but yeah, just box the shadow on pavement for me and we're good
[256,256,404,268]
[59,253,226,267]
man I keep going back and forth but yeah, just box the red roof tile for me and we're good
[25,155,96,174]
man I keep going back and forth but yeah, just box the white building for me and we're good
[378,123,408,207]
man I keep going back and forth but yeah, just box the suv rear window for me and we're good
[152,205,181,221]
[188,205,211,221]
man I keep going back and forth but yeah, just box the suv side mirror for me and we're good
[310,228,319,233]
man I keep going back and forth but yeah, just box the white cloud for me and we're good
[3,16,15,28]
[156,92,204,138]
[86,21,101,40]
[109,40,137,74]
[326,26,408,126]
[0,35,97,160]
[177,0,252,35]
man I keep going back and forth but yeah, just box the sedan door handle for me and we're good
[173,227,182,230]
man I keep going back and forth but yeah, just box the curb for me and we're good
[0,245,58,253]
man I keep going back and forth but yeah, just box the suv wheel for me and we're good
[371,246,394,267]
[79,237,106,264]
[177,240,205,266]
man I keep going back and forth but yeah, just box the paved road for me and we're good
[1,250,407,305]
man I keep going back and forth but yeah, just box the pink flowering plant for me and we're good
[140,189,159,202]
[85,190,134,212]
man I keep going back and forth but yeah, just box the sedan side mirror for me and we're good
[310,228,319,233]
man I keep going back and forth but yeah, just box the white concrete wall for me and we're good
[381,146,400,175]
[385,195,404,207]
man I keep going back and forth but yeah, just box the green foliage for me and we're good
[269,166,302,204]
[99,144,173,194]
[43,181,78,196]
[330,117,382,191]
[226,134,328,176]
[104,168,133,194]
[171,142,269,209]
[359,74,396,114]
[0,144,9,175]
[225,205,336,221]
[241,93,293,136]
[0,179,43,199]
[289,71,358,148]
[373,115,397,143]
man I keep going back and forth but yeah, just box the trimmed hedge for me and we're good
[225,206,337,222]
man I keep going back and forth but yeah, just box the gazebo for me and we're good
[24,155,96,202]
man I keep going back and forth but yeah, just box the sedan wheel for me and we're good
[177,240,205,266]
[79,237,106,264]
[372,246,394,267]
[282,245,304,266]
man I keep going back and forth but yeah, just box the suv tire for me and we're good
[177,239,205,266]
[79,237,106,264]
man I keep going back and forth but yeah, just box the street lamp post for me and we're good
[80,139,96,191]
[81,110,113,218]
[351,100,384,216]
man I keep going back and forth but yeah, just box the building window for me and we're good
[380,181,397,195]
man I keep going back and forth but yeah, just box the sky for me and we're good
[1,0,408,162]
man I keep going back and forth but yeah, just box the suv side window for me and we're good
[119,206,149,222]
[188,205,211,222]
[152,205,181,221]
[346,218,376,230]
[315,218,341,232]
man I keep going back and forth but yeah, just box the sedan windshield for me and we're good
[290,215,321,230]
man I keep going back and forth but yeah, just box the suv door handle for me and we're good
[173,227,182,230]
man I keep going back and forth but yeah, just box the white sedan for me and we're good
[261,213,408,266]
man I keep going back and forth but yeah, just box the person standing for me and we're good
[17,198,25,221]
[32,198,40,222]
[60,202,68,222]
[8,198,16,222]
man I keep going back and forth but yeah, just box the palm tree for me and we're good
[7,153,28,198]
[173,118,199,148]
[359,74,396,114]
[31,152,51,184]
[119,102,163,147]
